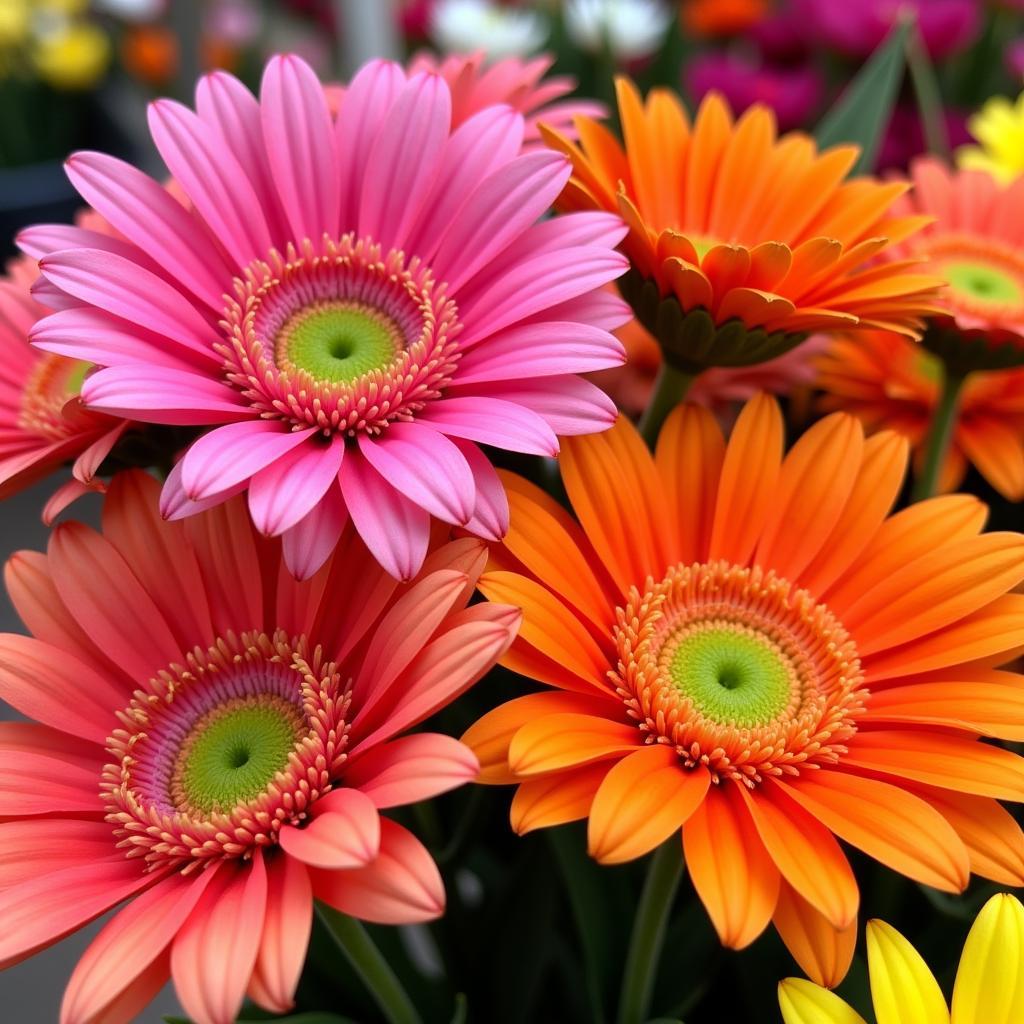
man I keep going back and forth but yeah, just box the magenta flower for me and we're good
[24,54,629,581]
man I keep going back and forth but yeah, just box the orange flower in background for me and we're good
[890,158,1024,368]
[817,330,1024,500]
[683,0,771,37]
[464,396,1024,986]
[543,82,942,371]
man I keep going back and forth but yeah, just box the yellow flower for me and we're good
[32,20,109,90]
[779,892,1024,1024]
[0,0,30,47]
[958,91,1024,186]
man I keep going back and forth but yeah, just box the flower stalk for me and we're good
[912,364,967,501]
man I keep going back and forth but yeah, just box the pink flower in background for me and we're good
[685,50,823,130]
[406,50,606,147]
[25,54,628,581]
[0,472,519,1024]
[1006,37,1024,80]
[795,0,982,60]
[0,255,127,518]
[877,102,971,173]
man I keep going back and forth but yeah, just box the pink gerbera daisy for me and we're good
[0,469,519,1024]
[25,53,629,580]
[0,255,128,518]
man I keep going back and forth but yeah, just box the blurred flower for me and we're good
[206,0,262,48]
[120,23,177,85]
[564,0,672,63]
[683,0,770,37]
[31,18,110,90]
[794,0,981,60]
[959,89,1024,186]
[431,0,548,59]
[0,255,126,514]
[878,101,970,173]
[0,473,518,1024]
[0,0,30,47]
[1006,36,1024,80]
[544,81,941,373]
[465,397,1024,984]
[817,329,1024,500]
[407,50,605,148]
[685,50,823,130]
[27,54,627,582]
[780,893,1024,1023]
[750,6,811,62]
[92,0,165,21]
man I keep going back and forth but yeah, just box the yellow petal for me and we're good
[951,893,1024,1024]
[866,920,949,1024]
[778,978,868,1024]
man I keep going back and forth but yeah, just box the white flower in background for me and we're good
[92,0,165,21]
[431,0,548,59]
[565,0,671,61]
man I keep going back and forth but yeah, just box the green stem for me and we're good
[912,365,967,501]
[616,839,685,1024]
[638,364,696,449]
[317,904,422,1024]
[906,22,950,160]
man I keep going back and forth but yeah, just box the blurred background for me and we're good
[1,0,1023,1020]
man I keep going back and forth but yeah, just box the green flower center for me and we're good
[276,300,404,384]
[665,624,796,727]
[944,259,1024,307]
[175,696,305,815]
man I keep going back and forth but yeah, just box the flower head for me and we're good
[564,0,672,63]
[0,469,519,1024]
[0,254,127,517]
[890,158,1024,369]
[780,892,1024,1023]
[430,0,548,60]
[958,88,1024,187]
[543,82,942,373]
[817,329,1024,500]
[682,0,770,37]
[26,54,629,581]
[464,397,1024,985]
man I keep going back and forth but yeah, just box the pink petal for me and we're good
[0,634,123,743]
[73,420,130,483]
[461,377,618,436]
[528,289,632,332]
[260,54,340,242]
[30,276,84,312]
[247,854,312,1015]
[180,421,316,501]
[64,150,229,310]
[281,483,349,581]
[420,396,559,456]
[345,733,479,809]
[148,98,273,269]
[159,459,248,521]
[279,789,381,870]
[338,449,430,582]
[311,818,444,924]
[61,867,221,1024]
[78,953,170,1024]
[451,439,508,541]
[0,858,156,970]
[17,223,166,280]
[42,478,105,526]
[358,72,452,252]
[0,739,103,817]
[39,249,217,360]
[0,435,96,500]
[248,435,345,536]
[171,855,268,1024]
[432,151,570,293]
[358,422,474,525]
[501,210,629,261]
[0,819,118,889]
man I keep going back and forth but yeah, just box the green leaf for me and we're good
[814,16,912,174]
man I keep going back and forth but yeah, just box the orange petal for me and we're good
[716,287,795,326]
[683,92,732,234]
[754,413,864,583]
[773,881,857,989]
[461,691,619,784]
[737,784,859,929]
[508,712,640,777]
[702,244,751,306]
[587,747,710,864]
[708,394,784,565]
[615,77,661,227]
[747,241,793,292]
[776,773,970,893]
[683,783,780,949]
[510,762,609,835]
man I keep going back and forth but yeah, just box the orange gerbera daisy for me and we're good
[463,395,1024,985]
[817,329,1024,500]
[890,158,1024,371]
[542,82,942,375]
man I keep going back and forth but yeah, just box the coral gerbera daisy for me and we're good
[889,158,1024,371]
[0,470,519,1024]
[0,254,128,516]
[406,50,605,150]
[958,87,1024,186]
[816,329,1024,501]
[26,53,629,580]
[779,892,1024,1023]
[542,81,942,380]
[463,396,1024,985]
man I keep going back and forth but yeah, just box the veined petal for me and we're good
[951,893,1024,1024]
[866,919,949,1024]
